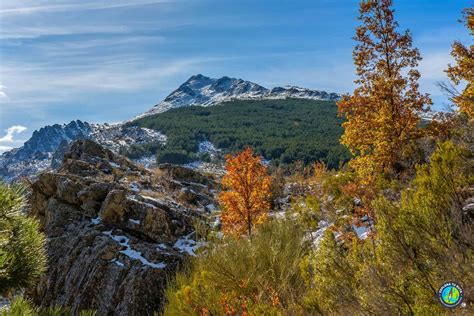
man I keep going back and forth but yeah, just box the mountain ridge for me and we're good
[0,74,341,180]
[0,121,166,181]
[137,74,340,118]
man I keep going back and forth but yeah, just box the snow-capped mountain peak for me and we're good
[154,74,268,114]
[138,74,340,118]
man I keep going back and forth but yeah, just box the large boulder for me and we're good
[28,140,216,315]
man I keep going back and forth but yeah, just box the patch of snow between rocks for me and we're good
[103,230,166,269]
[173,232,207,256]
[129,218,140,225]
[91,217,101,225]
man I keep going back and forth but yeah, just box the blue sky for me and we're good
[0,0,471,152]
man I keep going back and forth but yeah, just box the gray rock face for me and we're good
[28,139,216,315]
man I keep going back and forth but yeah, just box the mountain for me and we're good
[137,74,340,118]
[268,85,340,100]
[0,74,341,181]
[0,120,92,181]
[0,120,166,181]
[5,120,93,161]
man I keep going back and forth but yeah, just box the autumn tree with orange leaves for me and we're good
[338,0,432,183]
[219,147,272,236]
[444,7,473,119]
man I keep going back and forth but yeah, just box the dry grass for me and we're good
[150,167,166,180]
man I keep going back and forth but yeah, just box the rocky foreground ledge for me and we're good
[27,140,217,315]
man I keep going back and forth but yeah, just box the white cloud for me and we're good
[419,51,453,82]
[0,125,27,142]
[0,125,27,153]
[0,145,14,153]
[0,25,131,40]
[0,0,180,40]
[0,55,216,115]
[417,50,454,101]
[0,1,169,17]
[0,84,7,100]
[2,56,201,92]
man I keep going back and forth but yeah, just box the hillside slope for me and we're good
[131,98,350,169]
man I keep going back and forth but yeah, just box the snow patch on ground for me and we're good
[133,155,156,168]
[91,217,101,225]
[212,216,221,229]
[103,230,166,269]
[198,140,220,159]
[352,224,371,240]
[270,210,287,219]
[0,296,9,312]
[129,182,140,192]
[309,220,330,247]
[463,203,474,211]
[140,195,165,205]
[352,216,374,240]
[127,195,158,209]
[109,161,120,168]
[173,232,207,256]
[109,258,125,267]
[183,161,226,176]
[157,243,168,250]
[206,203,216,212]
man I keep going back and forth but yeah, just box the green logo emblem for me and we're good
[438,282,464,308]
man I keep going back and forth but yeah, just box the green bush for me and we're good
[368,141,473,314]
[302,141,474,315]
[0,182,46,294]
[164,219,309,315]
[156,149,196,164]
[1,297,36,316]
[1,297,96,316]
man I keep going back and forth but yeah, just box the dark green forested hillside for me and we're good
[129,98,350,168]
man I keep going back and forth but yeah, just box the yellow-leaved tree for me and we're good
[219,147,272,236]
[445,7,473,119]
[338,0,432,183]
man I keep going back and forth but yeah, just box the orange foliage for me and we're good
[219,147,272,236]
[312,161,327,183]
[445,7,473,119]
[337,0,432,182]
[217,286,281,315]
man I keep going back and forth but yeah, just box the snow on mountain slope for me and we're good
[6,120,93,161]
[0,120,166,181]
[90,124,166,153]
[1,74,340,181]
[137,74,340,118]
[268,85,340,101]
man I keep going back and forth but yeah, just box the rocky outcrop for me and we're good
[28,140,216,315]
